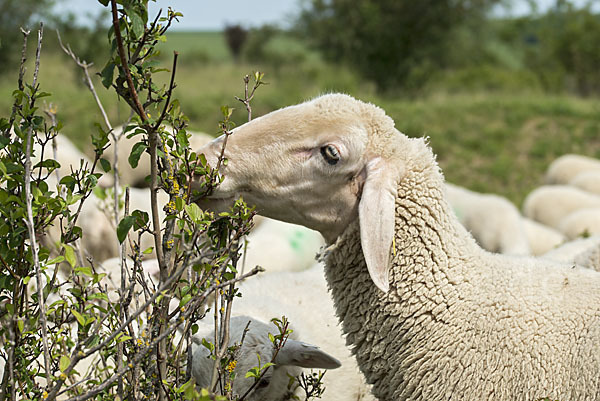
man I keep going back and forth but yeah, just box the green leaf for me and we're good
[63,244,76,268]
[117,215,137,243]
[185,203,202,223]
[129,11,145,39]
[17,320,24,333]
[97,0,109,6]
[75,266,93,277]
[128,142,147,168]
[71,309,86,326]
[100,62,115,89]
[47,256,65,265]
[100,158,111,173]
[59,355,70,372]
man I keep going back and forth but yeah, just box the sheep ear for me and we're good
[274,340,341,369]
[358,157,398,293]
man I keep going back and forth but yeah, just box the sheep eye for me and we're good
[320,145,340,165]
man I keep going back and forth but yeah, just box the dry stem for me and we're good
[23,23,52,388]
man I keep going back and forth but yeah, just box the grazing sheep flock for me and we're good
[29,96,600,400]
[195,93,600,400]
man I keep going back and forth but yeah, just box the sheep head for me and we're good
[191,316,341,400]
[194,94,406,292]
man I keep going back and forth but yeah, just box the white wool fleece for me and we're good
[324,135,600,401]
[195,94,600,401]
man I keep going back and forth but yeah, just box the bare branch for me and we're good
[23,23,52,389]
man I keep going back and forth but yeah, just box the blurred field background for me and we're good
[1,0,599,205]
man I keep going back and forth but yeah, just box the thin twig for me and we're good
[61,266,263,401]
[56,30,113,132]
[6,28,30,138]
[23,23,51,389]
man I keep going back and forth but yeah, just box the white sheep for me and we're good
[444,183,530,255]
[568,170,600,195]
[542,235,600,271]
[106,126,213,187]
[522,184,600,228]
[191,315,341,401]
[32,132,113,188]
[521,217,566,255]
[240,218,325,273]
[46,186,169,263]
[557,207,600,239]
[230,263,375,401]
[196,93,600,400]
[545,153,600,184]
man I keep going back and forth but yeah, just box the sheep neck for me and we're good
[324,145,481,400]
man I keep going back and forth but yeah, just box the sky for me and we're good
[52,0,303,31]
[52,0,595,31]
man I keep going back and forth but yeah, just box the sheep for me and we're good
[45,186,169,263]
[568,170,600,195]
[106,126,213,187]
[521,217,566,255]
[557,207,600,239]
[230,263,375,401]
[542,235,600,271]
[444,183,530,255]
[240,218,325,273]
[195,93,600,400]
[522,184,600,228]
[191,315,341,401]
[32,132,114,188]
[545,153,600,184]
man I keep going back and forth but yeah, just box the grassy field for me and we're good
[1,31,599,207]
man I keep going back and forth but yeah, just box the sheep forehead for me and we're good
[232,93,397,156]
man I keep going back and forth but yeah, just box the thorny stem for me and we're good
[23,23,52,388]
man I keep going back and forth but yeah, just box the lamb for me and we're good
[522,184,600,228]
[444,183,530,255]
[557,207,600,239]
[191,315,341,401]
[545,153,600,184]
[230,263,375,401]
[568,170,600,195]
[195,93,600,400]
[521,217,566,255]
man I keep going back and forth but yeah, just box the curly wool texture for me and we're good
[324,136,600,401]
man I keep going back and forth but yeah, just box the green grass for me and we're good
[1,30,599,208]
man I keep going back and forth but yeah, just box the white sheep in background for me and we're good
[240,218,325,273]
[542,236,600,271]
[196,93,600,400]
[557,207,600,239]
[46,186,169,263]
[521,217,566,255]
[444,183,530,255]
[545,153,600,184]
[231,263,375,401]
[106,126,213,187]
[32,132,113,188]
[191,315,341,401]
[568,170,600,195]
[522,184,600,228]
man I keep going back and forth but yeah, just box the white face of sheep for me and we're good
[191,316,341,400]
[195,94,403,292]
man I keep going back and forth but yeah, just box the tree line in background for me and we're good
[1,0,600,96]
